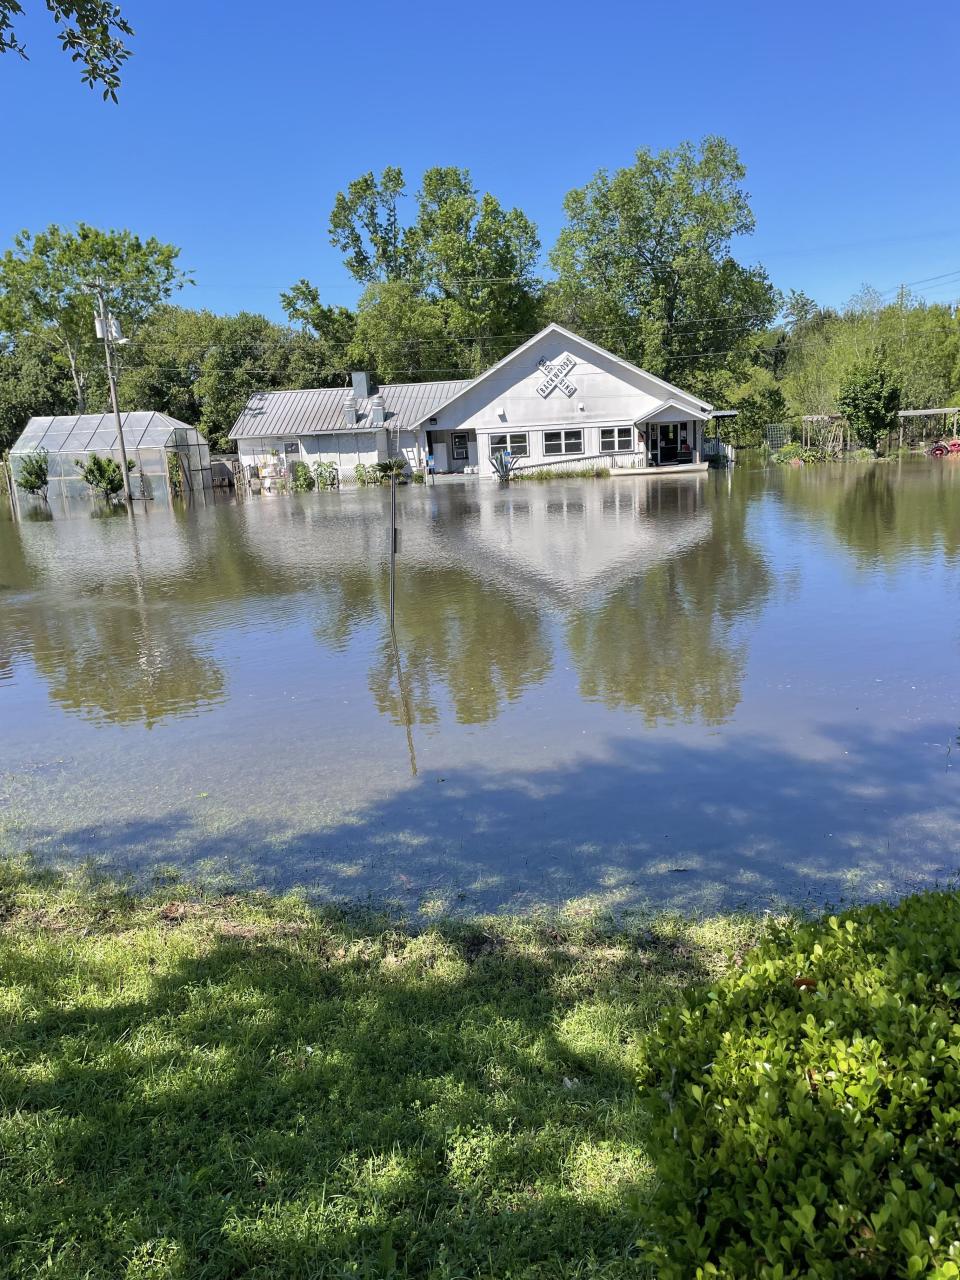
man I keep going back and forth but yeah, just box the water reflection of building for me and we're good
[0,472,771,731]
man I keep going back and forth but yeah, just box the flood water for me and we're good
[1,461,958,915]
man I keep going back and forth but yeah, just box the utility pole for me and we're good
[93,280,133,507]
[389,467,397,627]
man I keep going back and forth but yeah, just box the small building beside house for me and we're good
[229,324,713,483]
[9,411,213,506]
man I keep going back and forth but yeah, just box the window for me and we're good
[452,432,470,461]
[543,429,583,456]
[600,427,633,452]
[489,432,528,458]
[283,440,300,456]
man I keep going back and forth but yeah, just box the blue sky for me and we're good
[3,0,958,321]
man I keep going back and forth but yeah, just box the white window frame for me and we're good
[600,426,634,453]
[490,432,529,458]
[543,429,583,456]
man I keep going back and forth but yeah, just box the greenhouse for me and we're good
[9,412,213,507]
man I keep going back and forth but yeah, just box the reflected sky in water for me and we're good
[1,461,958,915]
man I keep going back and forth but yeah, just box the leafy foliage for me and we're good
[290,459,314,492]
[774,441,827,465]
[0,1,133,98]
[353,461,382,487]
[548,137,779,398]
[75,450,133,498]
[311,459,339,490]
[641,891,960,1278]
[0,330,74,452]
[297,166,542,381]
[117,305,346,454]
[0,224,187,414]
[14,447,48,497]
[780,291,959,422]
[837,348,903,455]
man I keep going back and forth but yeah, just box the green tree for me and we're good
[116,304,219,427]
[195,312,333,452]
[278,280,355,378]
[329,166,410,284]
[0,329,74,452]
[723,363,788,447]
[75,450,133,498]
[547,137,778,396]
[299,165,542,381]
[15,448,48,498]
[836,347,902,455]
[0,1,133,98]
[0,223,188,413]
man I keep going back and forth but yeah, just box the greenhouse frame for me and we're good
[9,412,213,507]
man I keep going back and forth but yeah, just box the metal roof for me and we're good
[10,412,203,455]
[229,379,473,440]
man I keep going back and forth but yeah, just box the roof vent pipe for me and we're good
[352,371,376,399]
[370,393,385,426]
[343,389,357,426]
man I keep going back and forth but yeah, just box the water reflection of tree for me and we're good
[25,606,225,727]
[0,517,225,727]
[780,462,960,564]
[567,476,771,725]
[313,567,551,726]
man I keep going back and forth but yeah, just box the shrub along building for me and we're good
[230,324,713,483]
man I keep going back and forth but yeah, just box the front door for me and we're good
[657,423,679,464]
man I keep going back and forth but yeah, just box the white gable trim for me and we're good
[634,397,712,424]
[409,323,712,428]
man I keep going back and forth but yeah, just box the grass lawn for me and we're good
[0,859,768,1279]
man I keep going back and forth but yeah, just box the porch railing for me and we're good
[510,451,647,476]
[701,439,736,464]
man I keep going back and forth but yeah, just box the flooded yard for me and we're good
[1,461,958,915]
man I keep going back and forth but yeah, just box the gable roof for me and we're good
[229,378,473,440]
[228,324,713,442]
[11,412,201,455]
[407,323,713,428]
[634,396,712,424]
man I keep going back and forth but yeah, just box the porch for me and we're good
[425,428,478,473]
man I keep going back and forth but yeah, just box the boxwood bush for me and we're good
[641,892,960,1278]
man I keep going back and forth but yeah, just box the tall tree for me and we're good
[279,279,355,380]
[0,223,188,413]
[0,1,133,98]
[837,347,902,455]
[328,167,410,284]
[548,137,778,396]
[0,329,74,452]
[297,165,542,382]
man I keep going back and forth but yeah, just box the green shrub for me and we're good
[354,462,382,487]
[640,891,960,1278]
[515,465,611,481]
[290,459,315,492]
[774,442,826,465]
[312,460,339,490]
[75,452,135,498]
[850,447,877,462]
[15,448,49,499]
[411,468,426,484]
[376,457,408,482]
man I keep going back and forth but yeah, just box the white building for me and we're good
[229,323,713,482]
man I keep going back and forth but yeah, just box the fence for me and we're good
[701,439,737,464]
